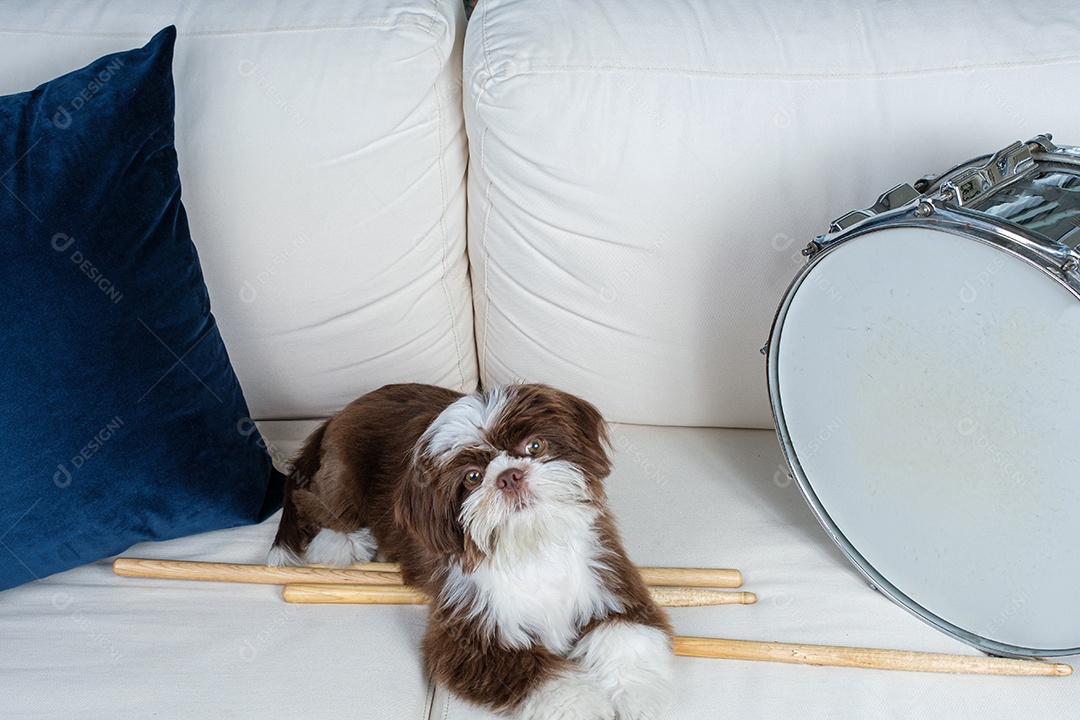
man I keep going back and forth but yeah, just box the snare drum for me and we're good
[766,134,1080,658]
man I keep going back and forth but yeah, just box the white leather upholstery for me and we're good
[3,0,1080,717]
[0,0,477,420]
[4,421,1074,719]
[465,0,1080,427]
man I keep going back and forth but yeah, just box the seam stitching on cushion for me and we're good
[477,124,494,388]
[481,0,495,90]
[463,55,1080,82]
[0,22,441,39]
[430,35,469,391]
[421,675,436,720]
[425,0,439,35]
[465,1,499,109]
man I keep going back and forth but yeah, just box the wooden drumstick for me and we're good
[639,567,742,588]
[112,558,1069,677]
[281,583,756,607]
[284,583,428,605]
[648,587,756,607]
[112,557,403,586]
[112,558,742,589]
[270,589,1070,677]
[673,637,1073,677]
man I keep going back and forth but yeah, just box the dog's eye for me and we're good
[523,438,546,456]
[464,469,483,489]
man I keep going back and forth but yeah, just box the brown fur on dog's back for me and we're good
[271,383,464,562]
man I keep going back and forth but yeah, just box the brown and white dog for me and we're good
[270,383,674,719]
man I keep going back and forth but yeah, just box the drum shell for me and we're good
[767,180,1080,658]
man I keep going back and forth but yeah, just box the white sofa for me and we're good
[2,0,1078,717]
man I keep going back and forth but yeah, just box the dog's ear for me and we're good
[562,390,613,481]
[395,455,465,558]
[508,383,613,484]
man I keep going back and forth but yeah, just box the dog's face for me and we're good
[396,384,611,565]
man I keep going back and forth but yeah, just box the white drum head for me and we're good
[771,225,1080,656]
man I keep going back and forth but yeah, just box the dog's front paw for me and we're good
[571,621,675,720]
[610,671,673,720]
[608,647,674,720]
[515,667,615,720]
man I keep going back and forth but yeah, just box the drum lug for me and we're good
[828,183,921,233]
[937,140,1038,207]
[1061,256,1079,274]
[806,184,922,261]
[913,134,1055,198]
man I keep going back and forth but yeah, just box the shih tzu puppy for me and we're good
[270,383,674,719]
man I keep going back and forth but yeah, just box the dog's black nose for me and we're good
[496,468,524,491]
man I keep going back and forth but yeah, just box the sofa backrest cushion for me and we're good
[464,0,1080,427]
[0,0,477,421]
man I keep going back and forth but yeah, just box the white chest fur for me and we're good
[443,512,622,655]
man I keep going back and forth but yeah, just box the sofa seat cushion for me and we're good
[0,512,434,718]
[4,421,1073,718]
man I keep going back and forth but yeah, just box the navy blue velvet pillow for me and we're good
[0,27,284,592]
